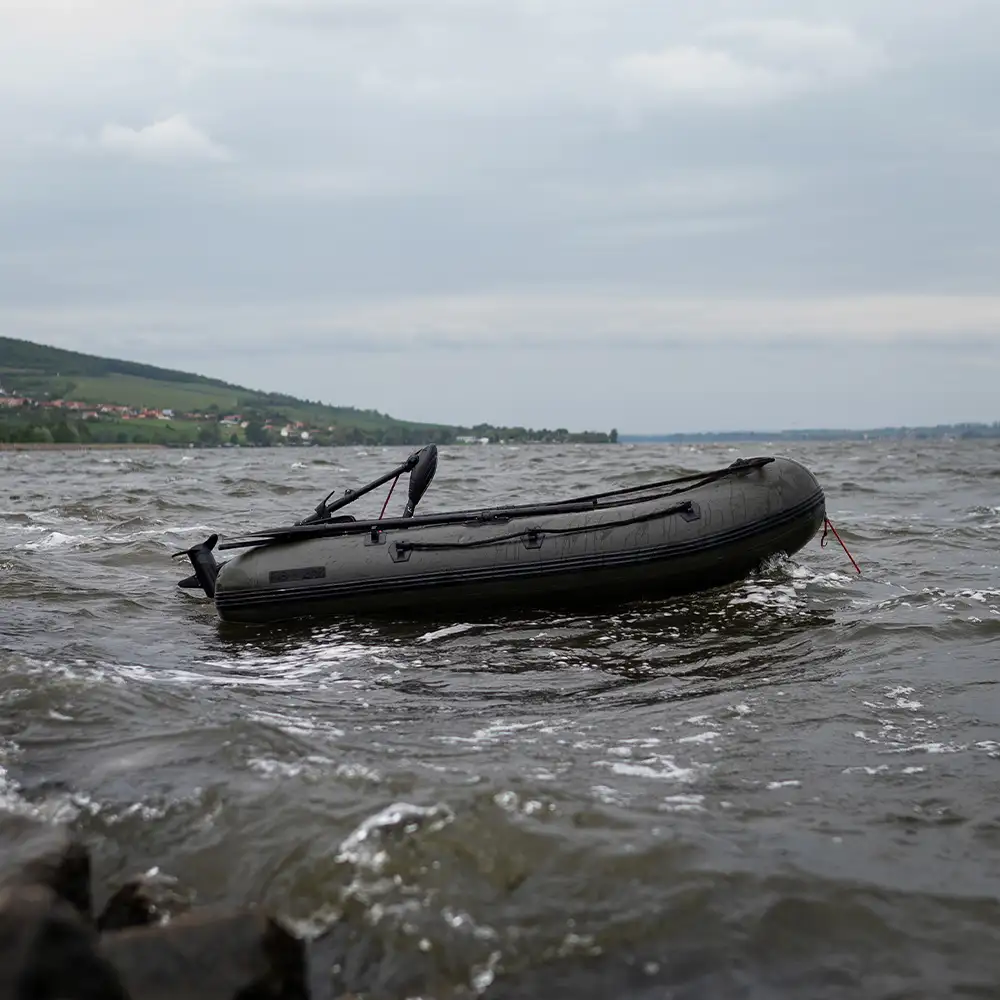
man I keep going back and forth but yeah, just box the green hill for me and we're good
[0,336,615,447]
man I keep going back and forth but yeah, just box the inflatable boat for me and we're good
[174,444,826,624]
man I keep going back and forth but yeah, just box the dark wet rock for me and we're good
[0,815,93,920]
[97,870,189,932]
[100,909,312,1000]
[0,817,331,999]
[97,880,168,933]
[0,882,131,1000]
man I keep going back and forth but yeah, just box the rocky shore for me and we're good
[0,816,690,1000]
[0,815,330,999]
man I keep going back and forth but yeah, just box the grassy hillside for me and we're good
[0,335,242,388]
[0,336,616,446]
[0,336,447,434]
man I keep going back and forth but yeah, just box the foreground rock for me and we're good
[0,882,131,1000]
[101,910,312,1000]
[0,816,329,1000]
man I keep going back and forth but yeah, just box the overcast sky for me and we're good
[1,0,998,433]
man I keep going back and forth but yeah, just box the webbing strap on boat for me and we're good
[393,500,697,553]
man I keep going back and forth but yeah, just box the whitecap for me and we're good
[417,622,486,643]
[661,793,706,813]
[335,801,454,871]
[597,754,704,783]
[677,731,719,745]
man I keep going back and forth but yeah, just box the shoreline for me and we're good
[0,442,168,452]
[0,441,616,452]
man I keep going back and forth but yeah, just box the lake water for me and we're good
[1,440,999,998]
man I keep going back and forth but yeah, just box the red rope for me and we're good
[379,474,400,519]
[821,517,861,575]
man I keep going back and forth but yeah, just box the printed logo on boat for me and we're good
[268,566,327,584]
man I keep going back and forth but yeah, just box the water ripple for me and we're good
[1,440,998,998]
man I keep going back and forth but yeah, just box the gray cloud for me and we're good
[0,0,998,430]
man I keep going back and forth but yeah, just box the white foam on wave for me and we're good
[159,524,217,538]
[590,783,629,806]
[113,662,286,690]
[607,738,661,755]
[863,685,925,712]
[417,622,488,643]
[0,751,208,828]
[443,905,500,943]
[13,522,219,552]
[245,754,379,784]
[436,718,548,746]
[16,530,89,551]
[660,793,706,813]
[852,681,957,769]
[336,801,455,872]
[493,789,550,818]
[854,717,969,758]
[109,640,365,691]
[0,745,74,823]
[242,708,336,738]
[192,639,382,690]
[726,556,860,619]
[329,796,503,991]
[677,730,720,745]
[597,754,705,783]
[11,648,371,699]
[885,741,968,755]
[2,657,117,688]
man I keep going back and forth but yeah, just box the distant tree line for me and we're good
[0,405,619,449]
[621,422,1000,443]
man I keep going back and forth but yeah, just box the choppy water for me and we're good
[1,440,999,998]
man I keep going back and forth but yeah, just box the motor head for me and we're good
[403,444,438,518]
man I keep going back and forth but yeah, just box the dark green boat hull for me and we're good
[208,457,826,625]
